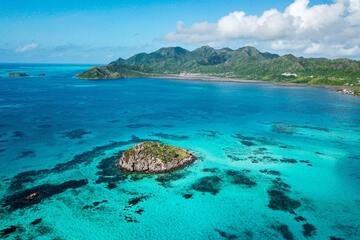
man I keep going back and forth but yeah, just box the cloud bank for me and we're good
[1,43,152,63]
[15,43,39,53]
[165,0,360,58]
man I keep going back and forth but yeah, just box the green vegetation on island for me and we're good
[119,141,196,173]
[124,141,191,163]
[77,46,360,95]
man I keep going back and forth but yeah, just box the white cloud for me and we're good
[15,43,39,53]
[165,0,360,57]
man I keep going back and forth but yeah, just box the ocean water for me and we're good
[0,63,359,240]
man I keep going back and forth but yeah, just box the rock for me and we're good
[8,73,29,77]
[118,141,196,173]
[337,88,355,96]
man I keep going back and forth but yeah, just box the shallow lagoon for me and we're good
[0,64,360,239]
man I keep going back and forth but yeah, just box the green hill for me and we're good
[77,46,360,88]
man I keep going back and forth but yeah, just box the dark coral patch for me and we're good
[200,130,221,137]
[226,170,256,187]
[95,154,127,186]
[267,190,301,213]
[9,136,145,191]
[253,147,267,155]
[262,156,278,163]
[1,225,18,238]
[183,193,193,199]
[128,174,151,182]
[62,129,91,139]
[202,168,219,173]
[240,140,256,146]
[135,208,144,215]
[243,230,253,239]
[151,132,189,140]
[37,225,52,235]
[160,124,174,128]
[280,158,297,164]
[16,150,36,159]
[12,131,25,138]
[155,171,188,187]
[267,178,300,213]
[294,216,307,222]
[191,176,222,195]
[272,223,294,240]
[272,178,291,192]
[272,124,295,135]
[83,200,108,210]
[106,182,117,189]
[232,134,255,141]
[31,218,42,225]
[302,223,316,237]
[227,155,243,161]
[125,124,154,129]
[121,195,148,224]
[2,179,88,212]
[107,119,119,123]
[299,160,313,167]
[259,169,281,176]
[233,133,285,147]
[0,149,5,153]
[128,196,147,207]
[124,215,139,223]
[37,124,52,129]
[296,125,329,132]
[215,228,238,240]
[329,237,345,240]
[9,170,43,192]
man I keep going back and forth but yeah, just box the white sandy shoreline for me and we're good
[78,73,358,96]
[149,74,356,94]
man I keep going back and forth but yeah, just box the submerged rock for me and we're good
[118,141,196,173]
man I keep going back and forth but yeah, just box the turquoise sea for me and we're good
[0,64,359,240]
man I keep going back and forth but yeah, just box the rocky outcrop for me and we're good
[118,141,196,173]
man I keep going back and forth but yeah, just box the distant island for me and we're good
[119,141,196,173]
[9,73,29,77]
[76,46,360,96]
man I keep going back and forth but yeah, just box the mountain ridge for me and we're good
[77,46,360,94]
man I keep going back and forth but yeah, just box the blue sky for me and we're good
[1,0,358,63]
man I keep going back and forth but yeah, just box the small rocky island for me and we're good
[118,141,196,173]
